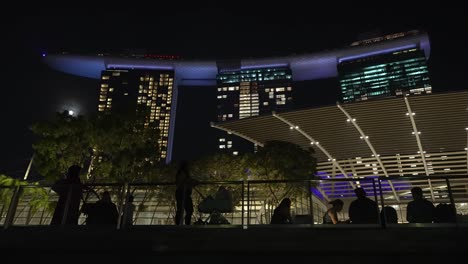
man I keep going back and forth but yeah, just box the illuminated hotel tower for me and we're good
[44,30,431,160]
[339,31,432,103]
[98,69,174,160]
[216,66,293,154]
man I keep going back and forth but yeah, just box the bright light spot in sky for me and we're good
[68,110,74,116]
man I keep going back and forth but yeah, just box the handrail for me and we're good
[2,175,466,229]
[7,174,467,188]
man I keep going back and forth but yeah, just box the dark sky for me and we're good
[2,7,467,177]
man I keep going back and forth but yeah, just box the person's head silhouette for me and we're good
[381,206,398,224]
[279,198,292,209]
[101,191,112,203]
[354,187,367,199]
[179,160,189,170]
[330,199,344,212]
[67,165,81,180]
[411,187,424,200]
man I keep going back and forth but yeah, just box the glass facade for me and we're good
[339,48,432,103]
[216,67,293,154]
[99,69,174,160]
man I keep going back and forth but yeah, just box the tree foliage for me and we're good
[90,114,164,183]
[0,175,52,219]
[31,112,94,182]
[31,112,165,183]
[190,152,249,205]
[191,152,248,182]
[247,140,316,181]
[245,140,317,204]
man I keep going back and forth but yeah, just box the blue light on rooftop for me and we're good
[338,45,418,64]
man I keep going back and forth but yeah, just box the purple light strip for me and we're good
[240,63,289,70]
[107,64,174,70]
[338,44,418,63]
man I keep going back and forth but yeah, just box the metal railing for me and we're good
[1,175,467,229]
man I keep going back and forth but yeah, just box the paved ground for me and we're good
[1,225,467,262]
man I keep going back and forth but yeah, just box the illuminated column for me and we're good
[337,103,400,202]
[404,96,435,201]
[272,112,356,190]
[465,128,468,175]
[210,122,264,148]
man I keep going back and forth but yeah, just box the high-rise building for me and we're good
[44,30,431,161]
[98,69,174,160]
[339,36,431,103]
[216,67,293,154]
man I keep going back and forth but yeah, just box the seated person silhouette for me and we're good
[199,186,233,213]
[348,188,379,224]
[198,186,233,224]
[406,187,435,223]
[271,198,292,224]
[434,203,457,223]
[323,199,344,224]
[84,191,119,227]
[381,206,398,224]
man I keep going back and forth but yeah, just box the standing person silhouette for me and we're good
[50,165,84,226]
[123,195,136,227]
[348,188,379,224]
[174,160,198,225]
[406,187,435,223]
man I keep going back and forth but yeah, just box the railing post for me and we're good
[117,183,127,230]
[247,181,250,226]
[241,180,245,227]
[445,177,458,225]
[308,180,314,226]
[4,186,22,229]
[373,178,385,229]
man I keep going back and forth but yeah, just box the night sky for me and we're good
[2,7,467,178]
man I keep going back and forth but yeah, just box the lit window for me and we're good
[263,102,269,106]
[112,72,120,76]
[102,76,109,80]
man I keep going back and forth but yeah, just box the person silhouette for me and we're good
[50,165,84,226]
[381,206,398,224]
[86,191,119,227]
[123,195,136,227]
[406,187,435,223]
[271,198,292,224]
[348,188,379,224]
[174,160,198,225]
[323,199,344,224]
